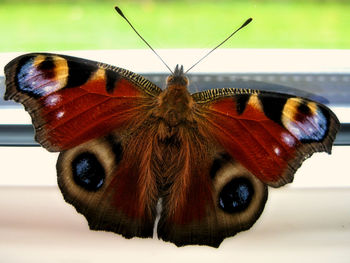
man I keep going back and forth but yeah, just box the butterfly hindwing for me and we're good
[57,134,158,238]
[4,53,161,151]
[157,148,268,247]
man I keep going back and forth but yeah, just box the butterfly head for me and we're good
[166,64,189,87]
[174,64,184,76]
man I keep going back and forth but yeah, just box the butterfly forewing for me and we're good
[4,53,161,151]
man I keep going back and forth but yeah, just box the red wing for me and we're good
[4,53,161,152]
[156,123,268,247]
[194,90,339,187]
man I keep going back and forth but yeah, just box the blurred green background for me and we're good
[0,0,349,52]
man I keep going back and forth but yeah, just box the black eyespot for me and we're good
[38,57,55,72]
[297,102,311,115]
[72,152,105,191]
[218,177,254,213]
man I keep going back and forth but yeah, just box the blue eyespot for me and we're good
[72,152,105,191]
[219,177,254,213]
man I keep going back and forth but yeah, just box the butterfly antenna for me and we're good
[115,6,173,74]
[185,18,253,74]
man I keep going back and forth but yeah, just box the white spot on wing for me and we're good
[56,111,65,119]
[43,85,59,94]
[45,94,61,106]
[282,132,296,147]
[274,147,281,156]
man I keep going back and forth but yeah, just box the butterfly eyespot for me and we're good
[297,102,311,115]
[71,152,105,191]
[37,57,55,78]
[218,177,254,214]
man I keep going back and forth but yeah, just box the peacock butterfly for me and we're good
[3,8,340,247]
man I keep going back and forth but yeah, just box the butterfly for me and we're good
[3,51,340,247]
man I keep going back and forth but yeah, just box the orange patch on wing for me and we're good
[89,68,106,81]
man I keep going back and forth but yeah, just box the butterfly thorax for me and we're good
[155,65,194,127]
